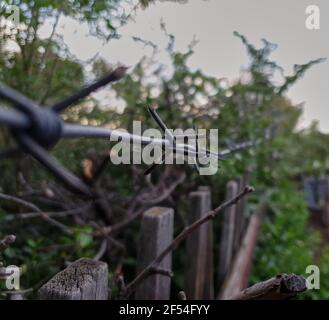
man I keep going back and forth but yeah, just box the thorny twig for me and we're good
[124,185,255,298]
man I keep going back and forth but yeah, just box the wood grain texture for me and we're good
[233,172,250,253]
[185,189,213,299]
[218,210,262,299]
[198,186,214,299]
[135,207,174,300]
[218,180,238,287]
[38,258,108,300]
[229,274,307,300]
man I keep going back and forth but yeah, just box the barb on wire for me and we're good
[51,66,129,113]
[144,106,176,175]
[144,106,226,175]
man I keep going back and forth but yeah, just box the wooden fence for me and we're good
[34,177,306,300]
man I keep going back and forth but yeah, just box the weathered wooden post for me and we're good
[198,186,214,299]
[218,180,238,287]
[234,172,250,253]
[135,207,174,300]
[218,204,266,300]
[184,188,213,299]
[38,258,108,300]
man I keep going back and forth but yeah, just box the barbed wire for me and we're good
[0,66,268,197]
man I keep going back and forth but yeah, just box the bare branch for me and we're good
[13,204,91,219]
[228,274,307,300]
[93,239,107,261]
[0,193,72,234]
[124,185,254,297]
[149,267,174,278]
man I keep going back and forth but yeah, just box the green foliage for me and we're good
[251,181,329,299]
[2,0,126,40]
[251,182,319,280]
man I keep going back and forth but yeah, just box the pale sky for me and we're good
[40,0,329,132]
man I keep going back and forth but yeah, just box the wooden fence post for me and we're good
[38,258,108,300]
[184,188,213,299]
[234,172,250,253]
[218,180,238,287]
[135,207,174,300]
[198,186,214,299]
[218,204,267,300]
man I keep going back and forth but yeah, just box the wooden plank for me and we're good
[184,189,213,299]
[135,207,174,300]
[233,172,250,253]
[218,180,238,287]
[198,186,214,299]
[218,205,266,300]
[38,258,108,300]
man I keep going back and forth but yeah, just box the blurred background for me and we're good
[0,0,329,299]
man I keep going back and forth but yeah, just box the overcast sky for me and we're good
[41,0,329,132]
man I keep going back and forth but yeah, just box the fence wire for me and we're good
[0,66,268,197]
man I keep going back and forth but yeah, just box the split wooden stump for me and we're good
[38,258,108,300]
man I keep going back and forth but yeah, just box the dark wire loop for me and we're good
[0,67,128,196]
[0,84,63,149]
[24,108,63,149]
